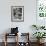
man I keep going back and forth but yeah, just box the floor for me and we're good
[0,42,46,46]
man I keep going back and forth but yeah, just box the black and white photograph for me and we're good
[11,6,24,22]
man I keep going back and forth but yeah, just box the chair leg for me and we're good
[4,33,7,46]
[4,41,7,46]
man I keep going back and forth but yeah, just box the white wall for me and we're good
[0,0,36,33]
[0,0,36,42]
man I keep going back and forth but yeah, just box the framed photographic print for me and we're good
[36,0,46,26]
[37,0,46,18]
[11,6,24,22]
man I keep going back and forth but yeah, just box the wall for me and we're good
[0,0,36,42]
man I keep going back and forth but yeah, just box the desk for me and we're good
[4,33,30,46]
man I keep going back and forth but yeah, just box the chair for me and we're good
[4,27,19,46]
[4,33,18,46]
[18,33,30,46]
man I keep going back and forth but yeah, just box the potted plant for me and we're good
[33,32,46,43]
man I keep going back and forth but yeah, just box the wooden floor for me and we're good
[0,42,46,46]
